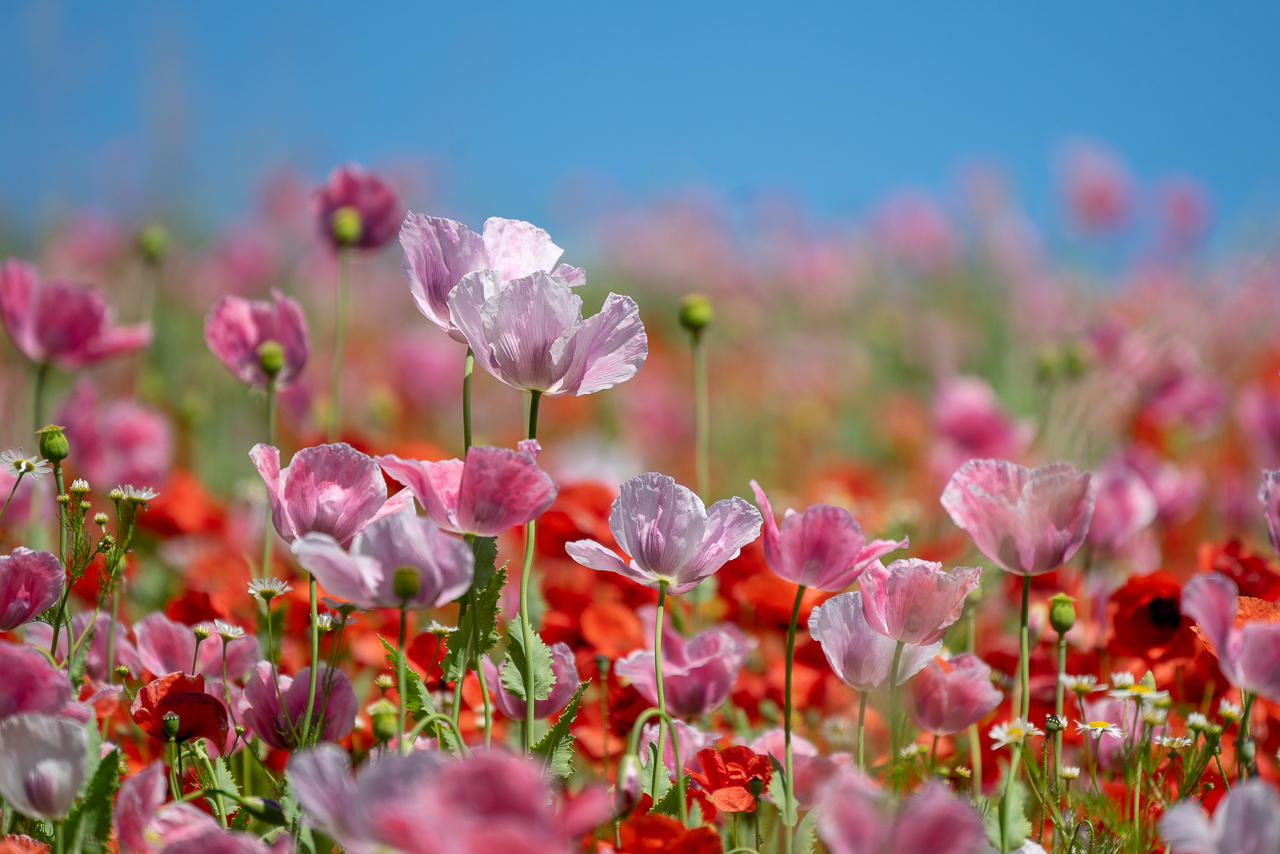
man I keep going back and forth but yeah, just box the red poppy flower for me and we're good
[617,814,723,854]
[1197,539,1280,601]
[129,672,229,748]
[688,746,772,813]
[1105,570,1198,663]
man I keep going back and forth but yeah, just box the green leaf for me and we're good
[501,612,554,702]
[441,564,506,682]
[279,788,316,854]
[651,774,689,819]
[533,680,589,778]
[983,765,1030,851]
[794,807,818,854]
[211,757,241,817]
[379,636,436,721]
[470,536,499,592]
[638,744,673,805]
[766,762,797,828]
[64,746,120,852]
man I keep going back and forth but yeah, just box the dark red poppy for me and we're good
[1197,539,1280,601]
[617,814,723,854]
[1105,570,1198,663]
[130,672,229,748]
[688,746,772,813]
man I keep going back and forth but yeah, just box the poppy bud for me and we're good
[369,698,398,743]
[37,425,69,463]
[137,222,169,264]
[1241,739,1256,764]
[242,797,288,827]
[748,777,765,799]
[392,566,420,604]
[1048,593,1076,635]
[257,340,286,378]
[615,753,641,813]
[1036,347,1062,383]
[679,294,713,335]
[161,711,181,740]
[331,206,364,246]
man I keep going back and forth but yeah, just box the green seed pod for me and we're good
[369,698,398,743]
[679,293,713,335]
[257,340,286,378]
[1048,593,1076,635]
[37,425,69,463]
[161,711,181,740]
[392,566,420,604]
[137,222,170,264]
[331,206,364,246]
[1063,340,1091,379]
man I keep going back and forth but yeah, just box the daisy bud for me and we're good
[257,340,285,379]
[93,513,108,526]
[679,293,713,335]
[70,479,90,496]
[79,501,91,512]
[192,623,212,640]
[392,566,420,604]
[36,425,69,463]
[115,664,130,679]
[109,487,124,503]
[235,725,246,736]
[56,494,71,506]
[137,222,170,264]
[331,206,364,246]
[374,674,396,694]
[1048,593,1076,634]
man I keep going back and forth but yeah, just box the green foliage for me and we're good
[794,807,818,854]
[380,636,437,720]
[533,681,589,778]
[501,612,554,702]
[441,563,506,682]
[638,744,673,805]
[64,746,120,852]
[651,774,689,819]
[983,767,1030,852]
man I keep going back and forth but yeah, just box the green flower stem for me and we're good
[463,348,474,453]
[48,461,69,656]
[263,597,299,745]
[104,585,120,685]
[519,390,542,752]
[397,604,409,752]
[782,584,805,852]
[1000,576,1032,854]
[1237,690,1256,780]
[598,657,611,780]
[887,639,905,785]
[258,381,275,580]
[652,581,671,800]
[1054,631,1067,793]
[857,691,867,770]
[691,329,710,501]
[32,362,49,437]
[300,576,319,745]
[625,707,689,826]
[221,646,242,750]
[967,607,982,790]
[472,591,493,750]
[0,470,25,528]
[450,596,471,737]
[326,249,349,443]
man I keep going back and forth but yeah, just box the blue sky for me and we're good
[3,1,1280,239]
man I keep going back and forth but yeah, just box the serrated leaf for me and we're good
[984,765,1030,850]
[280,788,316,854]
[470,536,499,592]
[379,636,436,722]
[533,680,589,778]
[66,620,93,686]
[794,806,818,854]
[651,774,689,819]
[639,744,674,805]
[767,764,797,828]
[64,745,119,851]
[441,564,506,682]
[501,612,553,702]
[211,757,241,817]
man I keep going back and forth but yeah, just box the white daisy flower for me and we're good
[0,449,51,480]
[248,577,293,602]
[1075,719,1123,740]
[989,718,1043,749]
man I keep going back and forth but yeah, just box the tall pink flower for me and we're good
[204,289,309,389]
[566,472,761,595]
[860,559,981,646]
[1085,455,1157,553]
[292,506,473,610]
[1161,779,1280,854]
[929,376,1034,483]
[241,662,357,752]
[250,443,414,546]
[639,719,722,774]
[400,213,585,340]
[0,259,151,369]
[133,612,260,680]
[313,164,401,251]
[377,441,557,537]
[1260,469,1280,557]
[750,479,906,591]
[448,270,647,397]
[114,760,224,854]
[613,610,746,718]
[1182,572,1280,702]
[0,547,63,632]
[0,641,74,720]
[816,774,989,854]
[25,611,141,682]
[941,459,1094,576]
[809,592,940,692]
[908,653,1002,736]
[481,641,580,721]
[58,380,172,490]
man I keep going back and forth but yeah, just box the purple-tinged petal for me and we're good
[204,289,309,389]
[547,292,648,398]
[353,508,474,608]
[860,558,980,646]
[909,653,1002,736]
[0,547,64,632]
[480,217,566,285]
[0,259,40,361]
[609,472,707,582]
[1237,621,1280,703]
[377,454,464,532]
[250,444,291,541]
[809,592,939,691]
[681,496,762,591]
[750,479,868,591]
[115,760,169,854]
[279,444,388,545]
[484,642,579,721]
[1182,573,1239,664]
[293,532,383,609]
[815,769,886,854]
[400,213,488,336]
[551,264,586,287]
[455,444,558,536]
[564,539,648,586]
[1260,469,1280,558]
[0,713,86,821]
[135,612,197,678]
[0,641,74,720]
[889,782,988,854]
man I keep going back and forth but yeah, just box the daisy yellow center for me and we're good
[1088,721,1110,728]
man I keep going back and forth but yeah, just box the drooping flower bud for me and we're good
[37,425,69,463]
[679,293,713,336]
[257,340,286,379]
[331,206,364,247]
[392,566,420,604]
[1049,593,1076,635]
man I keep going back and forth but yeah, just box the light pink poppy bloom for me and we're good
[292,506,473,610]
[1085,455,1158,553]
[860,559,981,646]
[1122,445,1204,524]
[613,615,746,719]
[241,662,357,752]
[376,440,557,538]
[448,269,647,397]
[1260,470,1280,557]
[1061,143,1132,234]
[25,611,141,683]
[0,259,152,370]
[162,827,293,854]
[816,774,988,854]
[809,592,940,692]
[313,164,401,251]
[133,612,260,681]
[250,443,414,546]
[115,760,223,854]
[400,213,585,340]
[566,472,762,595]
[0,547,64,631]
[0,641,75,720]
[750,479,906,592]
[58,380,172,490]
[638,719,721,774]
[929,376,1034,484]
[0,713,86,820]
[1161,778,1280,854]
[481,641,579,721]
[1182,572,1280,702]
[204,289,309,389]
[1238,385,1280,468]
[908,653,1002,736]
[748,728,850,810]
[941,459,1094,576]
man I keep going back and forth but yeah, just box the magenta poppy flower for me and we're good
[747,728,850,810]
[400,213,585,340]
[115,760,226,854]
[750,479,906,592]
[0,259,152,370]
[448,269,647,397]
[1182,572,1280,702]
[613,615,746,719]
[0,641,74,720]
[0,547,63,632]
[133,612,260,681]
[0,713,86,821]
[566,472,762,595]
[240,662,357,752]
[860,559,981,646]
[816,775,988,854]
[25,611,141,682]
[929,376,1034,483]
[313,164,402,251]
[164,827,291,854]
[480,641,579,721]
[250,443,414,546]
[809,592,940,692]
[1161,779,1280,854]
[940,459,1094,577]
[908,653,1002,736]
[292,506,473,610]
[1122,445,1205,524]
[377,440,557,537]
[204,289,309,389]
[1260,469,1280,557]
[1084,455,1157,553]
[58,380,172,490]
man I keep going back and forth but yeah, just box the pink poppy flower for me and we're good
[0,547,63,632]
[448,270,647,397]
[750,479,906,591]
[115,760,224,854]
[613,613,746,718]
[1085,455,1157,553]
[400,213,585,340]
[376,440,557,537]
[312,164,401,251]
[929,376,1034,483]
[1260,469,1280,557]
[860,559,981,646]
[0,713,86,821]
[58,380,172,490]
[638,719,722,774]
[480,641,579,721]
[163,827,293,854]
[1122,445,1204,524]
[0,259,151,369]
[1182,572,1280,702]
[25,611,141,683]
[1061,143,1132,234]
[0,641,74,720]
[566,472,762,595]
[940,459,1094,577]
[747,728,850,810]
[1238,385,1280,468]
[204,289,309,389]
[1161,779,1280,854]
[816,774,988,854]
[133,612,260,681]
[809,592,940,691]
[240,662,357,752]
[908,653,1002,736]
[292,507,473,610]
[250,443,414,546]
